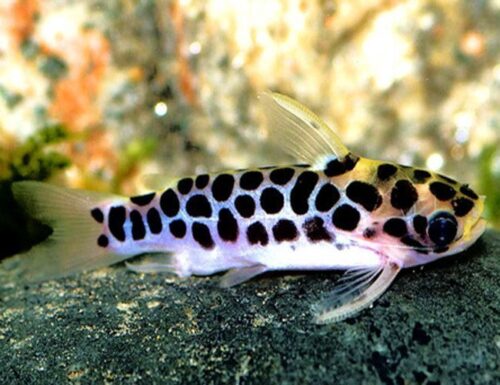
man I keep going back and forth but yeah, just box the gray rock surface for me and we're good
[1,231,499,385]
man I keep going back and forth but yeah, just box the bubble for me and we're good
[426,153,444,171]
[154,101,168,117]
[188,41,201,55]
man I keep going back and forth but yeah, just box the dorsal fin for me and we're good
[259,92,350,166]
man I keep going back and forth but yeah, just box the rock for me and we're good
[0,231,498,385]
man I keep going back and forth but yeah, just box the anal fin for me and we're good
[312,262,401,324]
[125,253,177,274]
[219,265,268,288]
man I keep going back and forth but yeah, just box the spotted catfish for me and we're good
[5,92,486,323]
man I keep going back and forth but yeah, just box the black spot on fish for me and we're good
[401,236,428,254]
[170,219,187,239]
[130,192,156,206]
[452,197,474,217]
[97,234,109,247]
[413,169,431,184]
[217,208,238,242]
[195,174,210,189]
[460,184,478,200]
[260,187,284,214]
[108,206,126,242]
[160,188,180,217]
[428,211,457,247]
[247,221,269,246]
[177,178,193,195]
[186,194,212,218]
[91,208,104,223]
[147,208,163,234]
[434,246,449,253]
[390,180,418,212]
[290,171,319,215]
[412,215,427,238]
[235,194,255,218]
[438,173,457,185]
[192,222,214,249]
[332,204,360,231]
[324,153,359,177]
[363,228,376,239]
[240,171,263,190]
[315,183,340,212]
[377,164,397,181]
[303,217,331,242]
[346,181,382,212]
[130,210,146,240]
[269,168,295,185]
[383,218,407,237]
[429,181,456,201]
[272,219,298,242]
[211,174,235,202]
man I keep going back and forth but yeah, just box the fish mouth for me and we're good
[452,217,487,255]
[470,217,487,241]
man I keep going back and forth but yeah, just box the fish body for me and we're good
[96,162,384,278]
[5,93,486,323]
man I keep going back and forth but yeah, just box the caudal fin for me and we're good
[2,181,130,283]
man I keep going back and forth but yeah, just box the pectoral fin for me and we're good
[312,261,401,324]
[219,265,268,288]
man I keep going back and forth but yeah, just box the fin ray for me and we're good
[312,262,401,324]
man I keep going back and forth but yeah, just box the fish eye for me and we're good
[427,211,458,247]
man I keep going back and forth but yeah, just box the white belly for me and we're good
[185,238,382,277]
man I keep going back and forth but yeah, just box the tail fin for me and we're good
[2,181,129,283]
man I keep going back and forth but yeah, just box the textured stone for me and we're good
[0,231,498,385]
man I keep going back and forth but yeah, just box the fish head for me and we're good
[401,179,486,266]
[425,191,486,256]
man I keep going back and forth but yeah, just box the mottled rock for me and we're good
[0,231,498,385]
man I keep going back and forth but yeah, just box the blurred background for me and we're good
[0,0,498,258]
